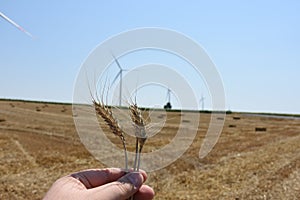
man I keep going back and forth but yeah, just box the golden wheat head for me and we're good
[129,104,147,145]
[92,99,128,169]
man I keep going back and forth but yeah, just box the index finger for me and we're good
[70,168,126,189]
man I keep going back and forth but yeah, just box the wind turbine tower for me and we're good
[111,55,127,107]
[167,88,171,103]
[199,94,205,111]
[164,88,172,110]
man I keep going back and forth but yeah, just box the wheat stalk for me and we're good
[128,103,147,200]
[129,103,147,171]
[92,99,128,170]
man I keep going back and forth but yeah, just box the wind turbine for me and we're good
[199,94,205,111]
[111,54,128,107]
[164,88,172,110]
[0,11,34,38]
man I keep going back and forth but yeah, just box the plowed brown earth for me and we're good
[0,100,299,199]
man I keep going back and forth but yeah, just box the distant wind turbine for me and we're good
[199,94,205,111]
[164,88,172,110]
[0,11,34,38]
[111,54,128,107]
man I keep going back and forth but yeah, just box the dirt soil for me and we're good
[0,100,300,199]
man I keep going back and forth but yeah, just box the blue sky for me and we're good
[1,1,299,114]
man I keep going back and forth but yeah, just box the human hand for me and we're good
[43,168,154,200]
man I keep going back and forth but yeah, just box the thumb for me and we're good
[87,172,144,200]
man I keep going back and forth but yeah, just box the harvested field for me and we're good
[0,99,300,199]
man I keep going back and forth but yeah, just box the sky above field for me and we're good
[1,1,299,114]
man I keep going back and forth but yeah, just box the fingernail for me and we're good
[127,172,143,188]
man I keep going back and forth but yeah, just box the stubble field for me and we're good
[0,99,300,199]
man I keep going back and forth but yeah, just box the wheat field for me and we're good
[0,99,300,199]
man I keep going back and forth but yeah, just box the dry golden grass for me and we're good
[0,100,300,199]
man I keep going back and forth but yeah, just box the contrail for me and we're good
[0,11,34,38]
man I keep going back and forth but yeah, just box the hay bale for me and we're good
[255,127,267,132]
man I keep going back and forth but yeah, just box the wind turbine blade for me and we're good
[0,12,34,38]
[111,71,121,85]
[111,54,123,70]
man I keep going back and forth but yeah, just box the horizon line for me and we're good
[1,97,300,117]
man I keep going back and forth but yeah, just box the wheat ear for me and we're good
[129,103,147,171]
[93,100,128,170]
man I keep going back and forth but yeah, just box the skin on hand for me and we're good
[43,168,155,200]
